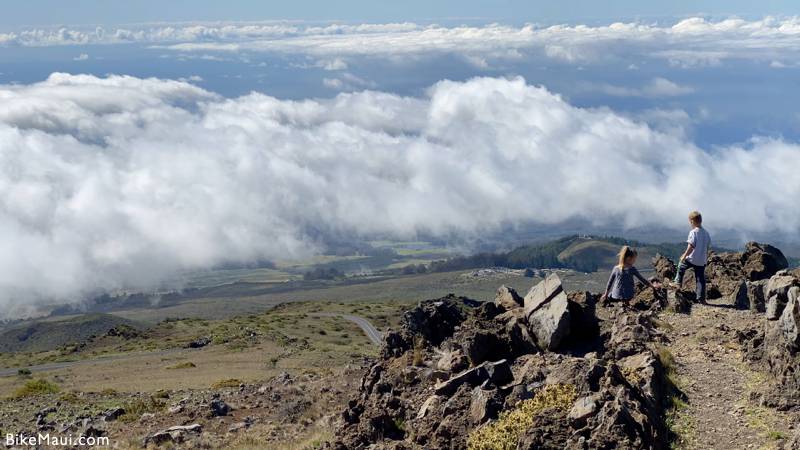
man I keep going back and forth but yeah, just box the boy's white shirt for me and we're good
[686,226,711,266]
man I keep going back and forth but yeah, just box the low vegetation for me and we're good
[467,384,577,450]
[11,379,60,398]
[211,378,243,389]
[119,396,166,423]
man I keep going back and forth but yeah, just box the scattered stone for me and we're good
[568,395,599,424]
[746,279,768,312]
[468,387,501,424]
[228,417,253,433]
[435,349,468,373]
[167,404,184,414]
[209,398,231,417]
[416,395,440,419]
[144,424,202,446]
[484,359,511,385]
[766,295,785,321]
[186,337,211,349]
[667,290,692,313]
[779,287,800,350]
[731,280,750,310]
[102,407,125,422]
[494,285,523,310]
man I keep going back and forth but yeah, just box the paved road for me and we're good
[310,313,384,345]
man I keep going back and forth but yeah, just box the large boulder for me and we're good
[524,274,571,351]
[524,273,565,314]
[704,242,789,298]
[743,242,788,281]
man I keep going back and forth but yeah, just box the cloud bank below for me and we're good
[1,73,799,315]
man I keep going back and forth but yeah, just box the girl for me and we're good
[602,246,656,308]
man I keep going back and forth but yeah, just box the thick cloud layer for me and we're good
[1,73,799,315]
[5,17,800,68]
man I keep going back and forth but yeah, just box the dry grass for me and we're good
[211,378,243,389]
[228,426,332,449]
[166,361,196,369]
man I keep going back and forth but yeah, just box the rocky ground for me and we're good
[1,364,369,449]
[330,242,800,450]
[663,300,795,449]
[2,242,798,449]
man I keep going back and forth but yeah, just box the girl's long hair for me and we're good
[617,246,638,269]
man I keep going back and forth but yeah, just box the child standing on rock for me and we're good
[602,246,656,308]
[672,211,711,303]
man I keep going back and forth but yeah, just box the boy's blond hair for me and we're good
[689,211,702,225]
[617,246,638,269]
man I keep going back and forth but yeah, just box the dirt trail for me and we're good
[662,298,796,450]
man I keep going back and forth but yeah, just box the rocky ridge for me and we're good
[333,242,798,449]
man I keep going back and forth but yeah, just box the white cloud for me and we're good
[1,73,799,316]
[322,77,343,89]
[323,72,375,91]
[586,77,694,98]
[322,58,348,71]
[6,17,800,68]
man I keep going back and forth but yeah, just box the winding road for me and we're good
[309,312,384,345]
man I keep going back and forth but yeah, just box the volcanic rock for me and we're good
[494,285,523,310]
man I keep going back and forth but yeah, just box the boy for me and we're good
[674,211,711,303]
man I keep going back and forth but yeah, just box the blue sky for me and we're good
[2,0,799,26]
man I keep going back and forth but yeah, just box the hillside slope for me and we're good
[0,313,139,353]
[430,235,689,273]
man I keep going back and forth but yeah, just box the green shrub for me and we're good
[58,391,82,403]
[467,384,577,450]
[11,379,59,398]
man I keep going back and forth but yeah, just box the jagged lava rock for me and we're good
[332,284,670,449]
